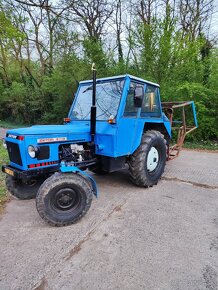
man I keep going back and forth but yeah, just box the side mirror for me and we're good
[133,86,144,107]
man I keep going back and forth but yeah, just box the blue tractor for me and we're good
[2,65,197,226]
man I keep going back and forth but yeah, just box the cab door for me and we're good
[116,81,145,156]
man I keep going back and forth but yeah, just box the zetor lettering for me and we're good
[37,137,68,143]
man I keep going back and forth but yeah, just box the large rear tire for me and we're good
[128,130,166,187]
[6,175,44,200]
[36,173,93,226]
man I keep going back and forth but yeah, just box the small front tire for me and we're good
[6,175,44,200]
[36,173,93,226]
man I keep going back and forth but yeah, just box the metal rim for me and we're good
[147,146,159,172]
[52,188,80,211]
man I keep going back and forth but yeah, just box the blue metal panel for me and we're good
[115,77,142,156]
[191,101,198,127]
[94,75,171,157]
[129,118,171,154]
[116,76,131,120]
[7,124,91,136]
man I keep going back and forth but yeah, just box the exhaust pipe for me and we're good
[91,63,97,141]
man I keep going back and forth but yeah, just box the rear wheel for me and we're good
[36,173,93,226]
[128,130,166,187]
[6,175,44,199]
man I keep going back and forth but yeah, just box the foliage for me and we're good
[184,140,218,151]
[0,143,8,211]
[0,0,217,141]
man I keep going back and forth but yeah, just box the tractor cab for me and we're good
[71,75,162,122]
[68,74,171,157]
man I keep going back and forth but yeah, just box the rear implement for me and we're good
[162,101,198,159]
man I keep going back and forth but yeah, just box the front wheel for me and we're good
[6,175,44,200]
[36,173,93,226]
[128,130,166,187]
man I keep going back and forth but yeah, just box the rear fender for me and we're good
[143,122,171,143]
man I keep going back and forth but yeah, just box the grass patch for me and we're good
[0,143,9,212]
[184,140,218,151]
[0,120,26,129]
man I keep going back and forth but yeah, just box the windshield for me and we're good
[70,80,124,120]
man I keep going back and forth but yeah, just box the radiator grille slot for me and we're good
[6,141,23,166]
[37,146,50,160]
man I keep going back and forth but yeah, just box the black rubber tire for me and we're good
[6,175,44,200]
[128,130,166,187]
[36,173,93,226]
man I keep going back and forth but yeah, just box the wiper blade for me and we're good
[83,86,92,93]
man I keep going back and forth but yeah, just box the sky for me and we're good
[49,0,218,39]
[210,0,218,39]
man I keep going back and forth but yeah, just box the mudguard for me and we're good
[60,162,99,198]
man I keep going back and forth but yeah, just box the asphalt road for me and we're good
[0,150,218,290]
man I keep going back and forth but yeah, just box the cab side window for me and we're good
[141,85,161,117]
[124,82,143,117]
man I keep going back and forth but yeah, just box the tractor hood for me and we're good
[7,124,91,135]
[6,124,92,142]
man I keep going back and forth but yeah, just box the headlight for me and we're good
[2,138,7,149]
[28,145,39,158]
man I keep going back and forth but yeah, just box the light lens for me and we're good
[28,145,39,158]
[2,138,7,149]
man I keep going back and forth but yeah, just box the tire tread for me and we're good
[128,130,167,187]
[36,173,93,226]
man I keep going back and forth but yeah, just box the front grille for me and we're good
[6,141,23,166]
[37,146,50,160]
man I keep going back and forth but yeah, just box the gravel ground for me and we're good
[0,149,217,290]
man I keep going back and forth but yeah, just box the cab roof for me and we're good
[79,74,160,87]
